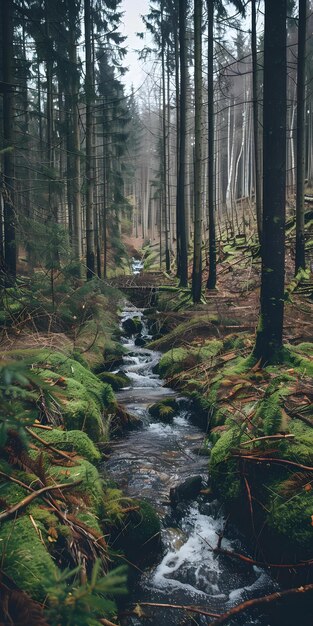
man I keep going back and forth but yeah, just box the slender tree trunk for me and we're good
[84,0,95,279]
[2,0,16,283]
[177,0,188,287]
[206,0,216,289]
[251,0,262,245]
[161,2,170,272]
[254,0,287,363]
[295,0,307,273]
[192,0,202,303]
[69,5,82,261]
[45,1,57,223]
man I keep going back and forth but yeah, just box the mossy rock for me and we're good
[148,315,219,351]
[0,515,59,601]
[148,398,179,423]
[158,341,222,378]
[268,490,313,552]
[117,500,161,563]
[122,317,143,337]
[50,458,104,515]
[97,371,130,391]
[209,428,242,502]
[37,428,101,463]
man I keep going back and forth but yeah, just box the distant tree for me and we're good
[254,0,287,362]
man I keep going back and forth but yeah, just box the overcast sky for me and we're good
[120,0,151,92]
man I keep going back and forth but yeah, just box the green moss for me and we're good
[38,428,101,463]
[291,342,313,357]
[60,377,106,442]
[210,429,242,501]
[148,398,179,422]
[97,371,130,391]
[117,500,161,562]
[122,317,143,336]
[223,333,251,352]
[103,487,134,525]
[148,315,219,351]
[255,391,285,435]
[158,340,222,378]
[50,459,104,515]
[268,491,313,550]
[0,515,59,601]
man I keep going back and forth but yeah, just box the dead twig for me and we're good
[232,454,313,473]
[240,434,295,446]
[213,547,313,570]
[132,602,220,618]
[26,427,76,462]
[0,479,83,522]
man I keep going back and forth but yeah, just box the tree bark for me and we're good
[251,0,262,245]
[295,0,307,273]
[192,0,203,303]
[254,0,287,363]
[84,0,95,279]
[177,0,188,287]
[206,0,216,289]
[2,0,16,283]
[161,1,170,272]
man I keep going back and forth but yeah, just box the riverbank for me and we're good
[145,298,313,579]
[0,271,160,625]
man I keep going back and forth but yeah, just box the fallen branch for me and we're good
[0,471,108,563]
[240,434,295,446]
[26,427,76,462]
[233,454,313,473]
[0,478,83,522]
[213,547,313,570]
[209,583,313,625]
[132,602,220,618]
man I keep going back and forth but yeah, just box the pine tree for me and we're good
[254,0,287,363]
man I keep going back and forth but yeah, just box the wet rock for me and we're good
[170,475,203,505]
[148,398,179,423]
[135,336,146,347]
[163,527,188,551]
[122,317,143,337]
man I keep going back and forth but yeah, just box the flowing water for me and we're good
[104,271,278,625]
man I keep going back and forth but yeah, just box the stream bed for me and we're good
[104,303,278,626]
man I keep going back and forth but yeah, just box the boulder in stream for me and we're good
[148,397,180,423]
[170,475,203,505]
[122,316,143,336]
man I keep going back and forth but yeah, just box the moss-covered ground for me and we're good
[0,271,160,624]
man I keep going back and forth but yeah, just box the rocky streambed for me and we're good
[104,304,278,626]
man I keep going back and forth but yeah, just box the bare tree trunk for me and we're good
[206,0,216,289]
[2,0,16,283]
[251,0,262,244]
[161,1,170,272]
[84,0,95,279]
[177,0,188,286]
[254,0,287,363]
[295,0,307,273]
[192,0,203,303]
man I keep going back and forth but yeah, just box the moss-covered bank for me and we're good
[149,320,313,567]
[0,279,161,624]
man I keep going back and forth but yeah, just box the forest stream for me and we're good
[103,267,278,626]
